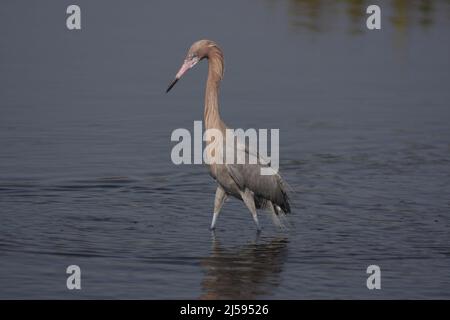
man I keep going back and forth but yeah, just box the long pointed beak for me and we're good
[166,78,178,93]
[166,57,199,93]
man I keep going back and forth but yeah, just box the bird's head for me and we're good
[166,39,221,93]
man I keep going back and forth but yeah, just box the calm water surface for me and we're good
[0,0,450,298]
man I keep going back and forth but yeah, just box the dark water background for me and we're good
[0,0,449,298]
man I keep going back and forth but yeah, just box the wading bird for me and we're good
[166,40,290,231]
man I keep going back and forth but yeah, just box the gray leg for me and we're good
[240,188,261,232]
[274,204,290,230]
[210,185,227,230]
[268,201,282,229]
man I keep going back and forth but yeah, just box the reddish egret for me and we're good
[166,40,290,231]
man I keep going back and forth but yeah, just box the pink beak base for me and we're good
[175,60,192,79]
[166,58,199,93]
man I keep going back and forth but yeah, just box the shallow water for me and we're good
[0,0,450,298]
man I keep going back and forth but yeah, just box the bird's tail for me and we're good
[278,177,291,214]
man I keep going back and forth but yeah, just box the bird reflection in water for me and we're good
[200,234,289,299]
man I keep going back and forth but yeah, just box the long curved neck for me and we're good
[204,48,224,131]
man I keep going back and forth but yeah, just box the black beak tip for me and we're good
[166,78,178,93]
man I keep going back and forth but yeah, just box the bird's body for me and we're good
[167,40,290,231]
